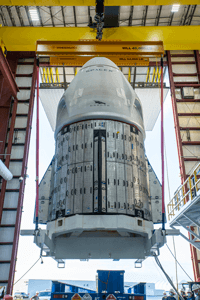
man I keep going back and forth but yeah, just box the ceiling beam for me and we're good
[73,6,77,27]
[142,6,148,26]
[0,47,19,97]
[25,6,33,26]
[1,26,200,51]
[15,6,24,26]
[188,4,197,25]
[168,11,174,25]
[61,6,66,26]
[6,6,16,26]
[0,7,8,26]
[1,0,200,6]
[49,6,55,26]
[180,5,190,25]
[155,5,162,26]
[129,6,133,26]
[36,6,43,26]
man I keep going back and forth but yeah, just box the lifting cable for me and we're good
[153,254,184,300]
[164,142,179,291]
[14,257,41,285]
[166,244,193,281]
[163,117,193,286]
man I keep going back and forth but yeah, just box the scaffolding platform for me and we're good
[168,163,200,250]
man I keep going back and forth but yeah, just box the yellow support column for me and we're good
[56,68,60,83]
[145,67,150,83]
[42,67,48,83]
[194,170,199,192]
[46,68,51,83]
[50,67,55,83]
[188,177,193,200]
[128,67,131,83]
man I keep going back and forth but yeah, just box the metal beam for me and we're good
[168,11,174,25]
[73,6,77,27]
[15,6,24,26]
[155,5,162,26]
[61,6,66,26]
[1,26,200,51]
[0,7,8,26]
[37,6,43,26]
[0,47,19,97]
[1,0,200,5]
[6,6,16,26]
[129,6,133,26]
[25,6,33,26]
[133,66,136,89]
[88,6,90,24]
[180,5,190,25]
[49,6,55,26]
[142,6,148,26]
[188,5,197,25]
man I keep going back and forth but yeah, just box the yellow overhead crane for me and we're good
[1,26,200,52]
[1,0,200,6]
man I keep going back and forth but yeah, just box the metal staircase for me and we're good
[167,50,200,281]
[0,55,36,294]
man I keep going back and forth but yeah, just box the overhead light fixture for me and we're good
[29,8,39,21]
[171,4,180,12]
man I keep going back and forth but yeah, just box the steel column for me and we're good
[167,51,186,183]
[195,50,200,83]
[35,61,39,230]
[0,48,19,97]
[161,57,165,230]
[0,53,18,224]
[167,50,200,282]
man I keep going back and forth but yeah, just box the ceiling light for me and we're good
[29,8,39,21]
[171,4,180,12]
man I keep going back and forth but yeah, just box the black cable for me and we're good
[153,254,184,300]
[14,257,41,285]
[166,244,193,281]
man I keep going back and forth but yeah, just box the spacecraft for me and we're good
[22,57,178,261]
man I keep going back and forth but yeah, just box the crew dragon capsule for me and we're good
[31,57,167,260]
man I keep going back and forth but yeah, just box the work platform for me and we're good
[168,162,200,251]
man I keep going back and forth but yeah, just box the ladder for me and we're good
[0,55,36,294]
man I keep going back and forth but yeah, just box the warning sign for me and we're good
[106,295,116,300]
[82,294,92,300]
[72,294,82,300]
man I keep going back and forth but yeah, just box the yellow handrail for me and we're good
[128,67,131,83]
[56,67,60,83]
[167,162,200,221]
[146,67,150,83]
[50,67,54,83]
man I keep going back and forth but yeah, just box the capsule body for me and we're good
[48,57,151,222]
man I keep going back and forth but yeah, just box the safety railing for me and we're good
[167,162,200,221]
[146,66,161,83]
[41,67,60,84]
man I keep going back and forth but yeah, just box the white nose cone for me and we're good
[56,57,145,137]
[82,57,119,70]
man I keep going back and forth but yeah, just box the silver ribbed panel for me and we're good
[117,162,126,214]
[107,162,117,213]
[93,136,98,212]
[74,163,83,214]
[62,132,69,166]
[60,164,67,211]
[76,123,84,163]
[116,122,124,164]
[49,120,151,221]
[83,162,93,213]
[84,121,93,162]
